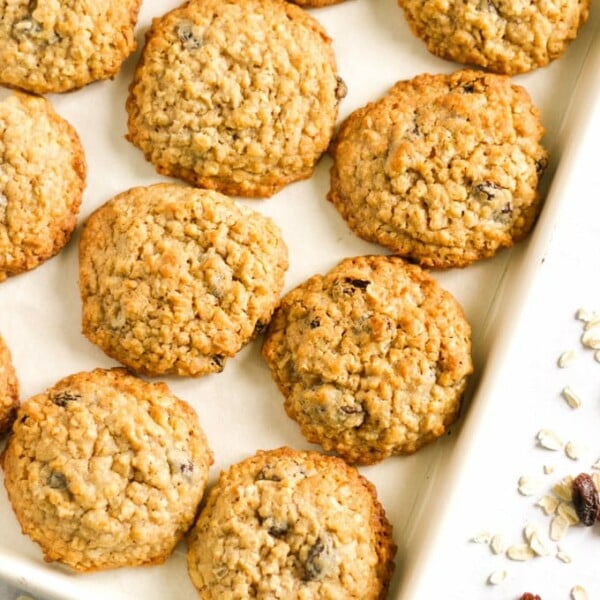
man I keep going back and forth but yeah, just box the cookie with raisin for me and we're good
[187,447,396,598]
[0,0,141,93]
[2,367,213,571]
[262,255,473,464]
[79,183,288,377]
[0,93,86,281]
[0,334,18,436]
[397,0,590,75]
[126,0,346,198]
[328,70,548,268]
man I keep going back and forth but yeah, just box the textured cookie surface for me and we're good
[2,368,212,571]
[0,335,18,436]
[288,0,346,6]
[329,70,548,268]
[187,447,395,599]
[0,0,141,93]
[262,256,473,464]
[79,183,288,377]
[397,0,590,75]
[0,93,86,281]
[126,0,345,198]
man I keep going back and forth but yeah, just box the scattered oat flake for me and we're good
[565,440,587,460]
[558,350,577,368]
[584,318,600,331]
[571,585,588,600]
[529,532,552,556]
[595,350,600,363]
[576,308,598,322]
[543,464,555,474]
[557,550,572,563]
[518,475,543,496]
[557,502,580,525]
[490,533,507,555]
[562,386,582,409]
[581,330,600,349]
[470,531,493,544]
[537,429,564,451]
[554,476,574,501]
[488,569,507,585]
[506,544,535,561]
[524,522,541,541]
[537,495,559,515]
[591,459,600,470]
[550,514,570,541]
[592,472,600,491]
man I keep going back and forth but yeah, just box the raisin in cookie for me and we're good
[262,255,473,464]
[2,368,212,571]
[126,0,346,198]
[397,0,590,75]
[0,92,86,281]
[187,447,395,599]
[328,70,548,269]
[79,183,288,377]
[0,0,141,93]
[0,334,18,436]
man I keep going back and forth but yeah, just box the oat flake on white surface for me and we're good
[506,544,535,561]
[557,502,579,525]
[537,429,564,450]
[583,318,600,331]
[553,476,574,501]
[487,569,507,585]
[557,550,572,563]
[571,585,588,600]
[594,350,600,363]
[490,533,507,555]
[557,350,577,368]
[575,308,598,322]
[550,514,570,541]
[592,472,600,491]
[518,475,543,496]
[561,386,582,409]
[529,531,552,556]
[536,495,559,515]
[543,464,555,474]
[581,329,600,349]
[470,531,493,544]
[565,440,588,460]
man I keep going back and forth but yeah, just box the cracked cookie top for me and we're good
[397,0,591,75]
[262,255,473,464]
[328,70,548,268]
[0,92,86,281]
[0,334,18,436]
[187,447,396,599]
[0,0,141,93]
[2,367,213,572]
[126,0,345,198]
[79,183,288,377]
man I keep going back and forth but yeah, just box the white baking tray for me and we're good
[0,1,598,599]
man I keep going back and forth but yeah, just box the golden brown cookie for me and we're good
[328,70,548,268]
[0,334,18,436]
[262,255,473,464]
[126,0,346,198]
[187,447,396,599]
[2,367,213,572]
[288,0,346,6]
[0,0,142,93]
[398,0,591,75]
[0,92,86,281]
[79,183,288,377]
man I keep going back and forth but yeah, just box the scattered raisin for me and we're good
[519,594,542,600]
[572,472,600,526]
[344,278,370,290]
[335,76,348,102]
[176,21,202,50]
[309,317,321,329]
[256,465,281,482]
[47,471,67,490]
[52,392,81,407]
[211,354,224,371]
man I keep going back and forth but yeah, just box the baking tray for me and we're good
[0,1,598,598]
